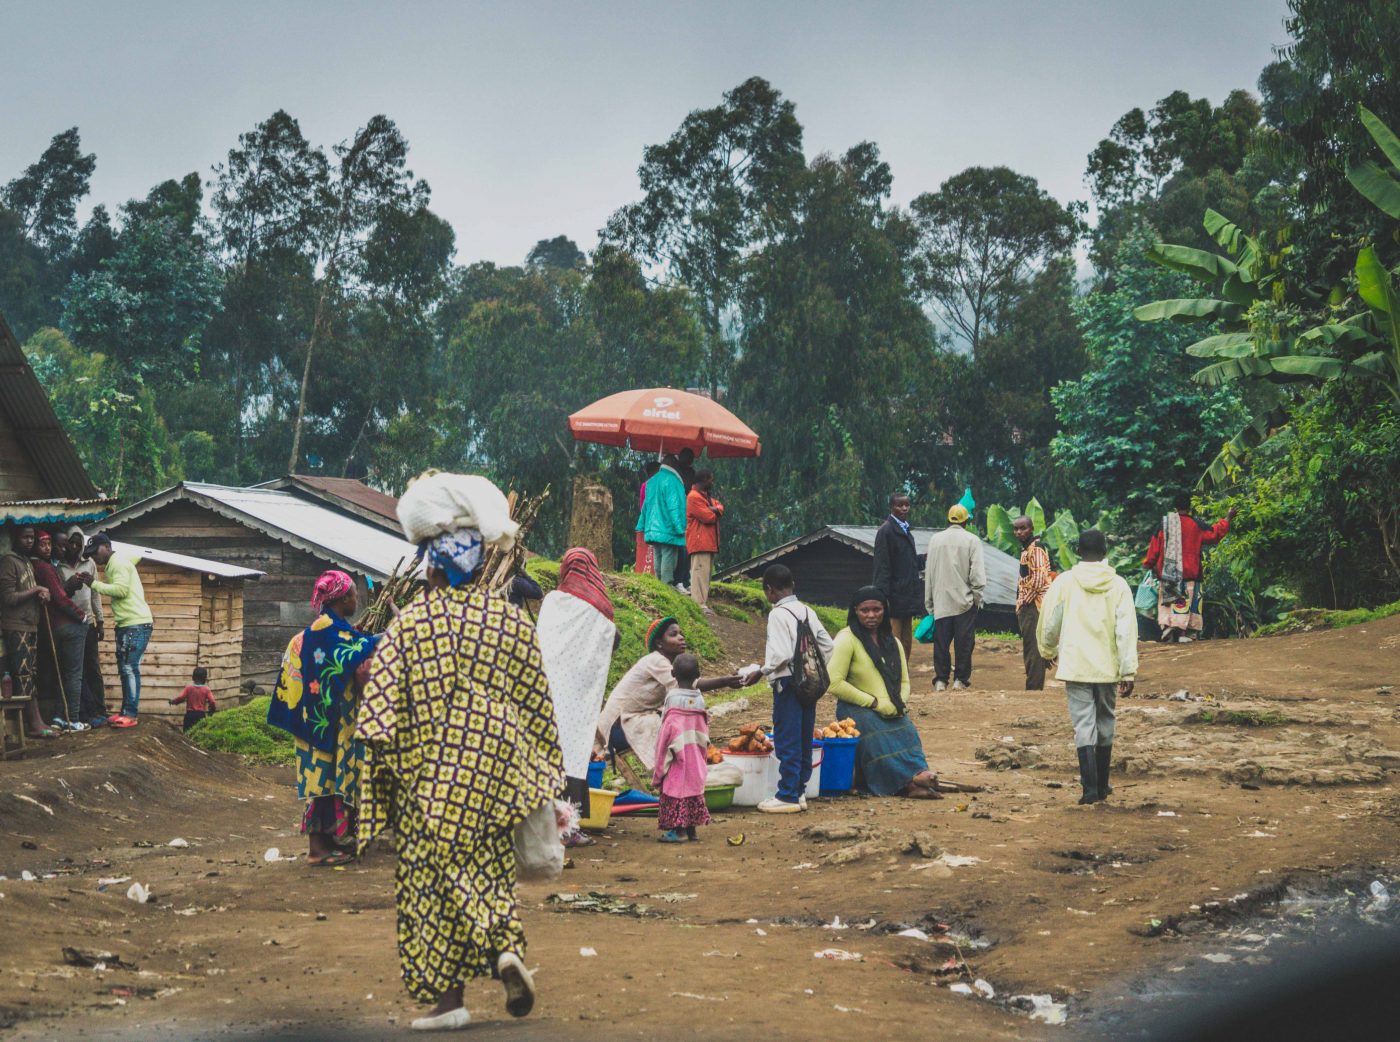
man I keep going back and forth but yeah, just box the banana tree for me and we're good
[984,498,1088,569]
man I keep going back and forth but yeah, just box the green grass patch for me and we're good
[981,630,1020,642]
[1253,599,1400,638]
[1194,708,1289,727]
[187,696,295,764]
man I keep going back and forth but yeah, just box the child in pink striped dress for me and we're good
[652,653,711,843]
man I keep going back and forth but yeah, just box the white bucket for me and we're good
[806,741,824,800]
[722,750,779,806]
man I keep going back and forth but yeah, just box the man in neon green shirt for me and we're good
[1037,528,1138,806]
[83,534,153,726]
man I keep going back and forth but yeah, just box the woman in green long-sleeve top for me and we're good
[826,586,941,798]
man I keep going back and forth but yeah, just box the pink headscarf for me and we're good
[311,570,355,614]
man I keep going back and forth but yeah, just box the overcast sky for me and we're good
[1,0,1289,266]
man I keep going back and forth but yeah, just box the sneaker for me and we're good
[799,795,809,810]
[675,583,690,594]
[934,680,947,692]
[497,951,535,1018]
[953,680,969,690]
[757,797,802,814]
[410,1007,470,1031]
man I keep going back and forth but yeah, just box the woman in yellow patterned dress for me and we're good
[357,472,564,1031]
[266,570,378,867]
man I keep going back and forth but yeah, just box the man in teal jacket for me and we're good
[637,455,687,587]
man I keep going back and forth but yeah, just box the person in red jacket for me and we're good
[1143,494,1237,643]
[686,470,724,613]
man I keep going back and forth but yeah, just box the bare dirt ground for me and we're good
[3,615,1400,1041]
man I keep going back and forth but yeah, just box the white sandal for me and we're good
[410,1007,470,1031]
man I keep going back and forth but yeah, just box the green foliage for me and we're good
[1193,708,1289,727]
[186,696,294,764]
[1052,228,1248,539]
[1210,382,1400,610]
[26,327,183,499]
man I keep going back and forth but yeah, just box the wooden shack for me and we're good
[95,483,418,686]
[98,542,262,717]
[715,524,1021,631]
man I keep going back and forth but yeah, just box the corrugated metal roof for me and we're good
[715,524,1021,611]
[0,310,101,500]
[111,540,264,580]
[0,497,118,525]
[96,482,420,580]
[254,475,401,533]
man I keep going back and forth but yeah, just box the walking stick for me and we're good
[39,612,74,727]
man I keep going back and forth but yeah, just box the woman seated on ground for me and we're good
[827,586,941,799]
[594,614,742,777]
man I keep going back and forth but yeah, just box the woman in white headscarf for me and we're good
[358,472,565,1030]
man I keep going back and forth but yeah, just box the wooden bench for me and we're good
[1,696,28,760]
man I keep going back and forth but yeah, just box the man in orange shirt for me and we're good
[1013,515,1054,690]
[686,469,724,613]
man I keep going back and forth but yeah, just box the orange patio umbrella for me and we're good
[568,388,761,458]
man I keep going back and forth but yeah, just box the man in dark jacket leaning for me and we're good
[872,493,922,658]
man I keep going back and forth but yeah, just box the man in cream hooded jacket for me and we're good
[1036,529,1138,805]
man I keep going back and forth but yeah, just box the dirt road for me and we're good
[3,617,1399,1041]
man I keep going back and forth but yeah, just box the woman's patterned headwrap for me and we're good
[422,528,484,589]
[311,570,355,614]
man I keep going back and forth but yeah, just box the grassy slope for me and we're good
[1253,598,1400,637]
[195,564,749,760]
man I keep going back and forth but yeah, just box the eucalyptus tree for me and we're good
[603,76,805,395]
[909,166,1082,354]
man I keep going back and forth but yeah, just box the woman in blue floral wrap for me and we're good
[267,569,378,867]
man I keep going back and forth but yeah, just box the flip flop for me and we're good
[657,830,685,843]
[26,729,58,739]
[307,851,356,868]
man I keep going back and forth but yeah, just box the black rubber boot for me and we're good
[1096,744,1113,800]
[1076,746,1100,805]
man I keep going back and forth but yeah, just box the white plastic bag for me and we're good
[513,800,566,881]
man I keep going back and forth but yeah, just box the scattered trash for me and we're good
[20,840,37,850]
[650,892,698,903]
[1201,952,1232,963]
[727,834,746,847]
[1010,994,1068,1025]
[703,950,740,958]
[670,991,725,1002]
[132,840,154,848]
[167,838,189,849]
[833,1005,864,1013]
[948,983,974,995]
[823,916,846,929]
[20,870,36,882]
[13,794,54,816]
[547,892,658,918]
[579,947,598,957]
[1363,880,1392,919]
[62,948,137,970]
[125,883,151,904]
[1169,689,1200,702]
[97,876,130,889]
[897,928,931,941]
[973,978,995,999]
[937,853,984,868]
[791,862,818,870]
[755,928,768,936]
[813,948,862,961]
[1157,811,1177,817]
[264,847,280,862]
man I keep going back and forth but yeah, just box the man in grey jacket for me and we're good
[924,503,986,691]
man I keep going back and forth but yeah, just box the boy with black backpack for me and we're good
[754,564,833,813]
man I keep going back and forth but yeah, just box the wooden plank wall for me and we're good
[0,409,48,501]
[106,500,370,688]
[199,578,244,707]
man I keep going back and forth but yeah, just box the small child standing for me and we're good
[652,653,711,843]
[170,666,216,732]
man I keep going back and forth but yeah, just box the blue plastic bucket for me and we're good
[819,736,859,794]
[587,760,605,790]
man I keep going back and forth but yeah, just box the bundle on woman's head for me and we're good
[398,471,518,588]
